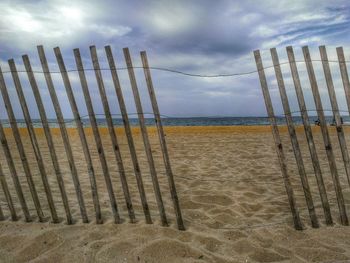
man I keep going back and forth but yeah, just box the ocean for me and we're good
[1,116,349,128]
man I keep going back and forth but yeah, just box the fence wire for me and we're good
[0,59,348,78]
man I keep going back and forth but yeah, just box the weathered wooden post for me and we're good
[337,46,350,181]
[54,46,104,224]
[0,120,30,221]
[0,161,17,220]
[319,46,350,189]
[270,48,318,228]
[140,51,185,230]
[0,197,3,221]
[286,46,332,225]
[22,54,72,224]
[74,48,130,223]
[303,46,348,225]
[123,47,168,227]
[37,45,88,223]
[337,47,350,115]
[254,49,303,230]
[8,59,59,223]
[103,46,152,224]
[0,66,44,222]
[337,47,350,124]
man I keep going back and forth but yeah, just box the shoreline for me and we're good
[2,125,347,136]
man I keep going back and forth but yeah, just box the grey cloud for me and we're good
[1,0,350,118]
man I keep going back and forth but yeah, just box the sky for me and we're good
[1,0,350,119]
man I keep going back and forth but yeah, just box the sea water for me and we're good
[2,116,349,128]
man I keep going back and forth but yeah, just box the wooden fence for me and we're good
[0,45,185,230]
[3,44,350,232]
[254,45,350,230]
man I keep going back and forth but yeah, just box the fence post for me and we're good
[37,45,88,224]
[123,47,168,227]
[140,51,185,230]
[54,46,104,224]
[320,46,350,186]
[8,59,59,223]
[103,46,152,224]
[0,196,3,220]
[0,67,44,222]
[336,47,350,117]
[303,46,349,226]
[286,46,333,225]
[0,120,31,221]
[270,48,319,228]
[73,48,127,223]
[22,54,72,224]
[0,161,17,220]
[254,49,303,230]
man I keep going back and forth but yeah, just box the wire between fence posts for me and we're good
[1,58,350,78]
[254,49,303,230]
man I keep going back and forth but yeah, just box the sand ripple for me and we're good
[0,126,350,262]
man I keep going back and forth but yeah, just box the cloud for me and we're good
[89,24,131,38]
[0,0,350,118]
[0,0,132,51]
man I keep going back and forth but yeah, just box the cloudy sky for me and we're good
[1,0,350,119]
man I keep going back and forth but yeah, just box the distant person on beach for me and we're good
[315,117,344,126]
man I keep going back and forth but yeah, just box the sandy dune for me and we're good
[0,126,350,262]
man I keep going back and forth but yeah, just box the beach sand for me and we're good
[0,126,350,262]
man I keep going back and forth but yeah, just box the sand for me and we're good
[0,126,350,262]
